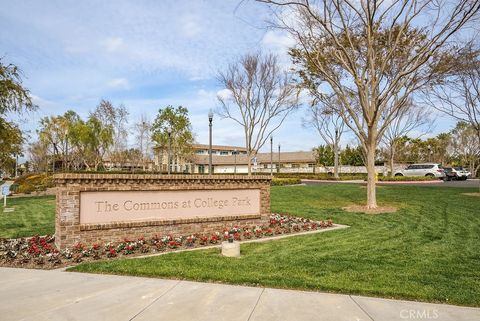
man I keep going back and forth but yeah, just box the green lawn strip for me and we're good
[0,195,55,238]
[70,184,480,307]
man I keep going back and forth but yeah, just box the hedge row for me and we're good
[271,177,302,186]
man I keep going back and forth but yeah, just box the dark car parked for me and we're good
[443,167,458,181]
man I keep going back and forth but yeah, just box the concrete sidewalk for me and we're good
[0,267,478,321]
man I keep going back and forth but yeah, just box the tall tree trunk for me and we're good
[389,143,395,177]
[366,131,378,209]
[333,141,339,179]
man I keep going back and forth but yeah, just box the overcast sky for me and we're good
[0,0,455,155]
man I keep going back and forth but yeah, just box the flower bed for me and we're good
[0,214,333,269]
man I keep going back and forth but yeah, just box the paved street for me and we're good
[0,267,478,321]
[303,179,480,188]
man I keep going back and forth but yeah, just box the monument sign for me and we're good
[54,173,271,249]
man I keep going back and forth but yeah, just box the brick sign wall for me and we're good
[54,174,271,249]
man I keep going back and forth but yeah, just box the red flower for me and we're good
[107,248,117,258]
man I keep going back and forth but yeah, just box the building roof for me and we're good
[154,144,248,152]
[193,151,316,165]
[192,144,248,152]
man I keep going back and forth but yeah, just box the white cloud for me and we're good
[107,78,130,90]
[102,37,125,52]
[216,88,232,101]
[180,15,202,38]
[262,30,295,51]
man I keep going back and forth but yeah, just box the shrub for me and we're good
[271,177,302,186]
[13,173,54,194]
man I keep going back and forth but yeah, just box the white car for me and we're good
[394,163,445,178]
[452,167,471,180]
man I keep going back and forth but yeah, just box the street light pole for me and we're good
[65,129,69,172]
[208,111,213,176]
[234,149,237,174]
[278,143,281,174]
[167,131,171,175]
[14,154,18,177]
[270,136,273,177]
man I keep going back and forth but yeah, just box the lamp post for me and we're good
[52,143,56,173]
[234,149,237,174]
[278,143,281,174]
[208,110,213,175]
[65,129,69,172]
[167,130,172,175]
[14,153,18,177]
[270,136,273,176]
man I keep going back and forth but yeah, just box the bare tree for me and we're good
[260,0,480,208]
[28,141,49,173]
[133,114,153,171]
[382,100,433,176]
[426,44,480,150]
[92,99,129,167]
[217,52,300,175]
[303,94,345,178]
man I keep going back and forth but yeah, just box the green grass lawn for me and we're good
[69,184,480,307]
[0,195,55,238]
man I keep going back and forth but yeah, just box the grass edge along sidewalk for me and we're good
[70,184,480,307]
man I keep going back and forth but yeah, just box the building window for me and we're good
[198,165,205,174]
[220,151,229,155]
[292,164,300,168]
[308,163,314,168]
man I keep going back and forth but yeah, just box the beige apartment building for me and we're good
[153,143,317,174]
